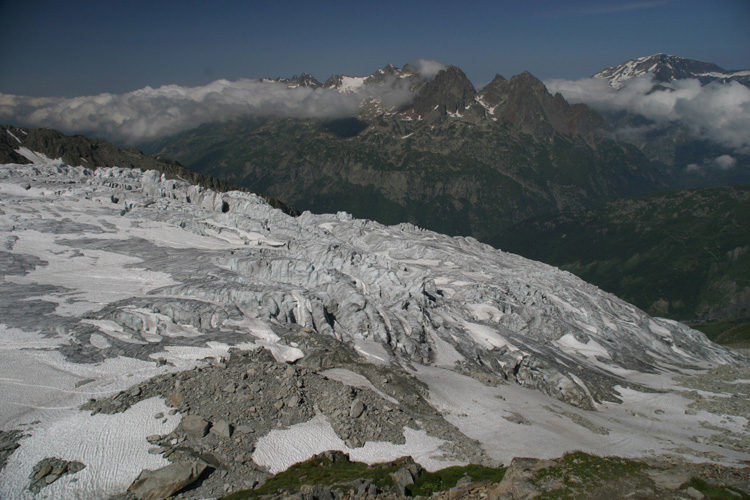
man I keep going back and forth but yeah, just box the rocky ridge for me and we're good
[83,346,486,499]
[147,66,662,243]
[0,125,298,215]
[594,53,750,89]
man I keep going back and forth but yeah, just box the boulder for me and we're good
[349,399,365,419]
[299,484,336,500]
[182,415,210,438]
[165,392,183,407]
[128,460,208,500]
[210,419,233,439]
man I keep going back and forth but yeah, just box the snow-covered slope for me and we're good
[0,160,747,499]
[594,53,750,88]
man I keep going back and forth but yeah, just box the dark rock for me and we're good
[28,457,86,493]
[299,484,336,500]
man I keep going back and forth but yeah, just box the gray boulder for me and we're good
[349,399,366,419]
[128,460,208,500]
[182,415,210,438]
[210,419,233,439]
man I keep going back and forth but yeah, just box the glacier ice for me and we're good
[0,161,744,412]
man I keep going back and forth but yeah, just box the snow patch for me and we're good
[0,398,179,500]
[252,414,454,474]
[6,129,22,143]
[555,333,611,360]
[15,147,58,164]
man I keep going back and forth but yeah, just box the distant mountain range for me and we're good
[585,54,750,174]
[144,64,661,242]
[594,53,750,89]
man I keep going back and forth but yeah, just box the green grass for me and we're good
[408,464,507,496]
[531,451,649,500]
[691,318,750,347]
[221,454,508,500]
[494,186,750,324]
[222,454,405,499]
[681,477,750,500]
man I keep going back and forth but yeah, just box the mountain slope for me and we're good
[587,54,750,186]
[594,53,750,88]
[0,125,298,215]
[493,186,750,327]
[145,66,666,242]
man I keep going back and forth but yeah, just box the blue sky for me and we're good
[0,0,748,97]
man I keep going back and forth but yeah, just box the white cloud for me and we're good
[415,59,447,80]
[544,74,750,153]
[714,154,737,170]
[0,74,425,144]
[686,154,737,175]
[0,79,373,144]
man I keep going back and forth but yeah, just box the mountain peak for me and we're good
[476,74,510,106]
[484,71,606,136]
[263,73,322,88]
[407,65,476,120]
[594,54,749,89]
[509,71,547,91]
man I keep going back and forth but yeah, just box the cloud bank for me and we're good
[544,74,750,154]
[0,79,378,144]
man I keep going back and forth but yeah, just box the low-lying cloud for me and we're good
[0,78,400,144]
[544,74,750,153]
[415,59,447,80]
[687,154,738,174]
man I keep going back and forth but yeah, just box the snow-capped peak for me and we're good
[594,54,749,89]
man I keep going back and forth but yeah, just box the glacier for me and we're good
[0,160,747,499]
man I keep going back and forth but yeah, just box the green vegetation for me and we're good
[531,451,649,500]
[220,453,508,500]
[691,317,750,348]
[408,464,507,496]
[495,186,750,327]
[680,477,750,500]
[144,113,661,243]
[222,454,404,499]
[218,452,750,500]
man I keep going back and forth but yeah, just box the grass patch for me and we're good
[681,477,750,500]
[532,451,649,500]
[222,453,508,500]
[222,453,404,499]
[408,464,507,496]
[691,318,750,348]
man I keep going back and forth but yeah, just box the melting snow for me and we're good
[14,147,58,164]
[252,414,455,474]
